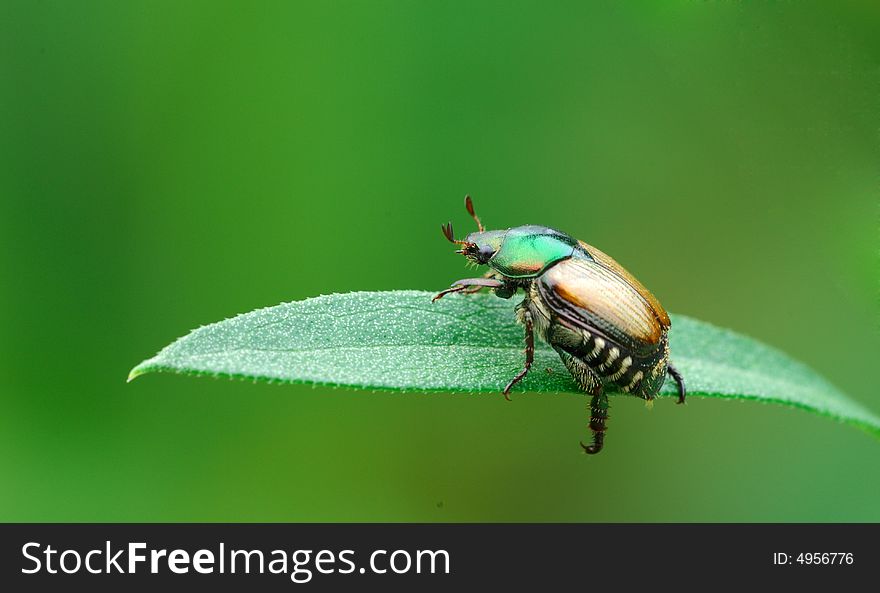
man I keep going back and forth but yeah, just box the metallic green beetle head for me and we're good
[441,196,579,278]
[441,195,504,265]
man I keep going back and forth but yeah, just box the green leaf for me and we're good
[129,290,880,437]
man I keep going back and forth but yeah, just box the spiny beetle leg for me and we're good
[580,391,609,455]
[667,363,686,404]
[432,277,504,302]
[431,285,469,302]
[502,311,534,400]
[461,271,500,294]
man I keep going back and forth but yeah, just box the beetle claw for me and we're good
[580,434,604,455]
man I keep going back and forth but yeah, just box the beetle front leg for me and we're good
[459,272,515,298]
[502,308,534,400]
[432,277,505,302]
[460,271,501,294]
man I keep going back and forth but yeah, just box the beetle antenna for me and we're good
[441,221,467,245]
[464,195,484,232]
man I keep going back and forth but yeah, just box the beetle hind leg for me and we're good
[553,347,602,395]
[666,363,686,404]
[581,391,609,455]
[551,347,608,454]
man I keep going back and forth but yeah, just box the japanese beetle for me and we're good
[434,196,686,454]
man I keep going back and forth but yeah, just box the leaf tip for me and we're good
[127,363,149,383]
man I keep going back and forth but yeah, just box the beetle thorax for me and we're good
[487,225,580,279]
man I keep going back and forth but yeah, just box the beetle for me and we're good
[433,196,685,454]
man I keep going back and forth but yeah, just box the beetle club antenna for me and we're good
[464,195,484,232]
[441,222,468,253]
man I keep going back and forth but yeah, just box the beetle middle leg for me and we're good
[502,307,534,400]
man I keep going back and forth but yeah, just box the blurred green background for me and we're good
[2,1,878,521]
